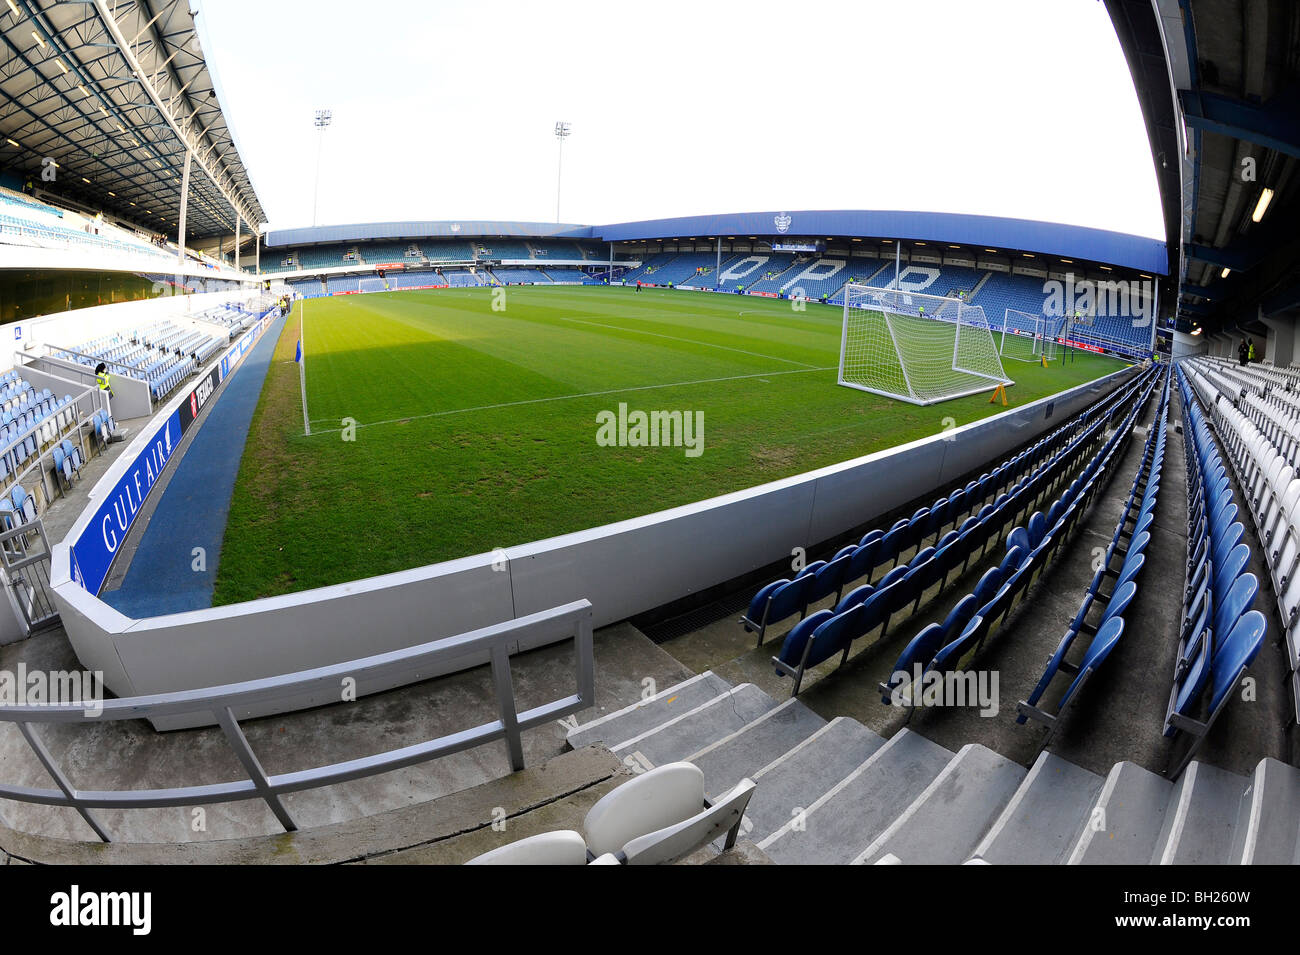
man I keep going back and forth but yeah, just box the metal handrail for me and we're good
[0,598,595,843]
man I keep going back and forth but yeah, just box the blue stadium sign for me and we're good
[69,409,182,595]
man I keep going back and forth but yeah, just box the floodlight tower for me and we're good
[312,109,332,227]
[554,121,572,223]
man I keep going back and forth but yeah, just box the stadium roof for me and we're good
[0,0,264,240]
[1105,0,1299,334]
[596,211,1169,275]
[267,210,1169,275]
[267,220,594,247]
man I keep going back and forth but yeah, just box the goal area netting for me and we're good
[838,285,1013,405]
[359,276,389,294]
[1000,308,1066,363]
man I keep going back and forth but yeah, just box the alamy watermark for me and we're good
[595,402,704,458]
[1042,273,1156,328]
[0,664,105,717]
[885,664,1000,716]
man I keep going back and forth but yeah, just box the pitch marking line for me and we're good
[305,365,836,437]
[552,316,822,369]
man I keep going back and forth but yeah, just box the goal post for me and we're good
[359,275,389,294]
[839,285,1013,406]
[1000,308,1063,363]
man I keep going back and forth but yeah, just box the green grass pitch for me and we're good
[212,285,1128,605]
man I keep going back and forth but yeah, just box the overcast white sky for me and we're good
[196,0,1165,239]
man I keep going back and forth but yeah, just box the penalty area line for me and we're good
[304,365,837,437]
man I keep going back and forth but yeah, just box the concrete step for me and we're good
[686,698,827,799]
[566,671,732,751]
[1067,761,1174,864]
[741,717,886,843]
[758,728,953,865]
[1152,761,1252,865]
[853,743,1027,865]
[610,683,778,768]
[1234,757,1300,864]
[972,751,1104,865]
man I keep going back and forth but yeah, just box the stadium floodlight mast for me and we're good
[312,109,332,227]
[554,121,572,223]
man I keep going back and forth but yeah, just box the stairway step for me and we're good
[565,671,731,751]
[972,751,1104,865]
[1236,757,1300,864]
[686,698,827,799]
[758,728,953,865]
[1067,761,1173,864]
[854,743,1027,865]
[611,683,778,768]
[740,717,886,843]
[1153,761,1251,864]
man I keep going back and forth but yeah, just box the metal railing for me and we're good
[0,382,101,512]
[0,519,60,633]
[0,598,594,843]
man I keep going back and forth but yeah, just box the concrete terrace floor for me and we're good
[659,382,1297,780]
[0,620,690,844]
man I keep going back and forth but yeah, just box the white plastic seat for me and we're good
[464,762,756,866]
[464,829,588,866]
[584,762,708,857]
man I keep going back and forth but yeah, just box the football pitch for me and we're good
[212,285,1128,605]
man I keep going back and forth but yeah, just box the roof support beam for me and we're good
[92,0,256,228]
[1179,88,1300,159]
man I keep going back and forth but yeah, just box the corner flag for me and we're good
[295,340,302,363]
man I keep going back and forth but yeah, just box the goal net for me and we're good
[1000,309,1064,363]
[839,285,1013,405]
[359,276,389,294]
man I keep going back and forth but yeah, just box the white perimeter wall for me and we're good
[48,352,1136,728]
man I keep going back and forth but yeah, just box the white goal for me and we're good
[839,285,1013,405]
[359,276,389,294]
[1000,309,1065,363]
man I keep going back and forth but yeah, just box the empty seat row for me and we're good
[1162,365,1268,777]
[766,367,1160,696]
[887,367,1162,712]
[1016,367,1170,731]
[741,364,1154,650]
[1183,359,1300,721]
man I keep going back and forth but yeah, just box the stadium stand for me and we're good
[55,317,231,402]
[287,277,325,297]
[544,266,588,282]
[1159,363,1268,776]
[491,266,543,284]
[0,187,181,265]
[441,268,483,287]
[619,251,676,284]
[424,241,477,263]
[297,245,353,269]
[475,240,533,259]
[1180,357,1298,722]
[324,274,361,294]
[711,252,798,292]
[383,269,446,289]
[741,367,1159,696]
[1016,368,1169,730]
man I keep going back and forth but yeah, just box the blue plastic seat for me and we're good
[1206,611,1267,714]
